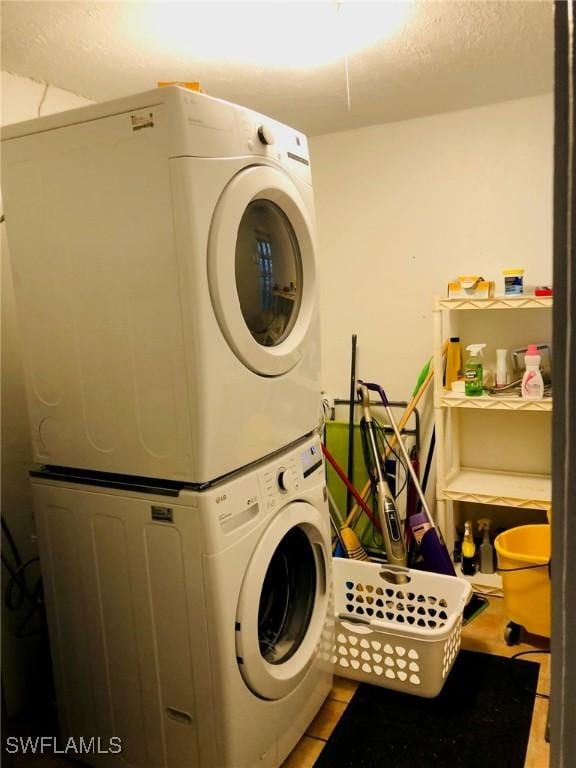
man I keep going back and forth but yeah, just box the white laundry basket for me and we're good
[332,558,472,698]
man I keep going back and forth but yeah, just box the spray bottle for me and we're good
[464,344,486,396]
[521,344,545,400]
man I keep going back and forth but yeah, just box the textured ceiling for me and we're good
[1,1,553,136]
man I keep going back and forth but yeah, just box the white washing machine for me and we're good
[31,433,333,768]
[2,86,321,484]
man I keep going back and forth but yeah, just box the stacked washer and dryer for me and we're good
[2,87,333,767]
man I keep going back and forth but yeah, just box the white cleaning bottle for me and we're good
[521,344,544,400]
[495,349,510,388]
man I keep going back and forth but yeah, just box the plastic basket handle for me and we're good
[378,566,412,585]
[337,613,373,634]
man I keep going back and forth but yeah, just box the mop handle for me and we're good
[358,380,436,529]
[359,383,374,424]
[357,385,406,566]
[358,385,383,484]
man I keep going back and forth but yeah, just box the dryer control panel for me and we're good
[239,112,312,186]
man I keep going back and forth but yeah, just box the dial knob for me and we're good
[257,124,275,146]
[277,469,295,493]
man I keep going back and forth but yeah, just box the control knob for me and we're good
[257,124,276,146]
[277,469,295,493]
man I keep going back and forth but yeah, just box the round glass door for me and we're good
[235,502,329,700]
[236,200,303,348]
[258,527,316,664]
[208,165,317,376]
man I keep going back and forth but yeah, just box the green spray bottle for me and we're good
[464,344,486,396]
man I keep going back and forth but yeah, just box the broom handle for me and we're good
[379,339,448,456]
[346,334,358,514]
[321,443,382,531]
[383,366,434,455]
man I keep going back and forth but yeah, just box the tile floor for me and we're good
[282,596,551,768]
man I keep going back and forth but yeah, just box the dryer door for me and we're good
[208,165,317,376]
[235,501,329,700]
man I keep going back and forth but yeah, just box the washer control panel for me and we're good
[261,458,297,512]
[257,123,276,146]
[276,465,297,493]
[259,440,323,512]
[202,436,325,549]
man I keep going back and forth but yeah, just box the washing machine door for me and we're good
[208,165,317,376]
[235,501,329,700]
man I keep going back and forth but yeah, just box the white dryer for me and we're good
[32,433,333,768]
[2,86,321,484]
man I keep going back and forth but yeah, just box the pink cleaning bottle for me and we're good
[521,344,544,400]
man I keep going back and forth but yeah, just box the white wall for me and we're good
[310,94,554,403]
[1,71,93,715]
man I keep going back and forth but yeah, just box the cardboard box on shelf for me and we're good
[448,276,495,299]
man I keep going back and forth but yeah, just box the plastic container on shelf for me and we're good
[445,337,463,391]
[521,344,545,399]
[495,349,510,388]
[332,558,472,698]
[494,524,551,639]
[503,268,525,295]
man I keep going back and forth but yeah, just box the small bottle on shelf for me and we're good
[495,349,510,388]
[461,520,477,576]
[478,519,496,574]
[521,344,544,400]
[445,337,463,390]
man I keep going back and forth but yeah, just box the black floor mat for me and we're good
[314,650,541,768]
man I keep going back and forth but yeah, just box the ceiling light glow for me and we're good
[131,1,413,69]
